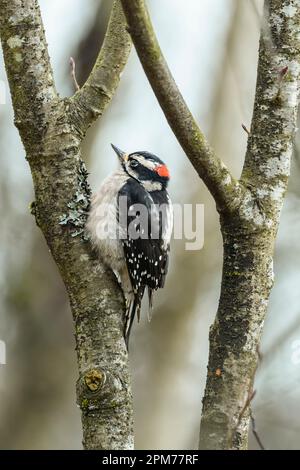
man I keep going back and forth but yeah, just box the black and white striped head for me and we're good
[111,144,170,190]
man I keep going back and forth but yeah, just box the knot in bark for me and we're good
[76,367,129,413]
[84,369,106,392]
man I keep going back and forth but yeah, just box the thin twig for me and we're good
[70,57,80,91]
[232,346,263,447]
[242,123,251,135]
[237,389,256,425]
[235,347,265,450]
[236,388,265,450]
[250,407,265,450]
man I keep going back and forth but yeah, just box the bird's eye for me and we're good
[130,160,138,168]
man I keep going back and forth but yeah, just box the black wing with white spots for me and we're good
[117,179,171,347]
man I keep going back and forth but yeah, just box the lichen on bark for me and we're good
[200,0,300,449]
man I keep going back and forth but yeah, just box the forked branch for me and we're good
[121,0,240,213]
[71,0,131,138]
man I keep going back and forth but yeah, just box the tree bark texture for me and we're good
[120,0,300,449]
[1,0,300,451]
[0,0,133,449]
[200,0,300,449]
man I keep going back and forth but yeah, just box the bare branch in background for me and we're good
[237,386,265,450]
[74,0,112,87]
[250,407,265,450]
[234,348,265,450]
[71,1,131,137]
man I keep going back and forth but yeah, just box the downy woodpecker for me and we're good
[86,145,173,348]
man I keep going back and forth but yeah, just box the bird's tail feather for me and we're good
[124,295,141,351]
[147,287,154,322]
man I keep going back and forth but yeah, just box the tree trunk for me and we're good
[0,0,133,449]
[200,0,300,448]
[199,218,275,449]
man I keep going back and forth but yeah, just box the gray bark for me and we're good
[200,0,300,449]
[0,0,133,450]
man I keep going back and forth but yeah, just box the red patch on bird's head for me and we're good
[155,164,170,178]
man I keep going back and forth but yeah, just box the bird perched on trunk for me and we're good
[86,145,173,349]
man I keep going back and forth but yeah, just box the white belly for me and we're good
[86,170,127,273]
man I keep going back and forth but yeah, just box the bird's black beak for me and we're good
[111,144,128,163]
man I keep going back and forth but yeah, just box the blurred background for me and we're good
[0,0,300,450]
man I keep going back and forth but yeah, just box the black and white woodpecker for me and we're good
[86,145,173,349]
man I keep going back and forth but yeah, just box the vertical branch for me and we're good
[199,0,300,449]
[241,0,300,220]
[0,0,133,449]
[0,0,57,148]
